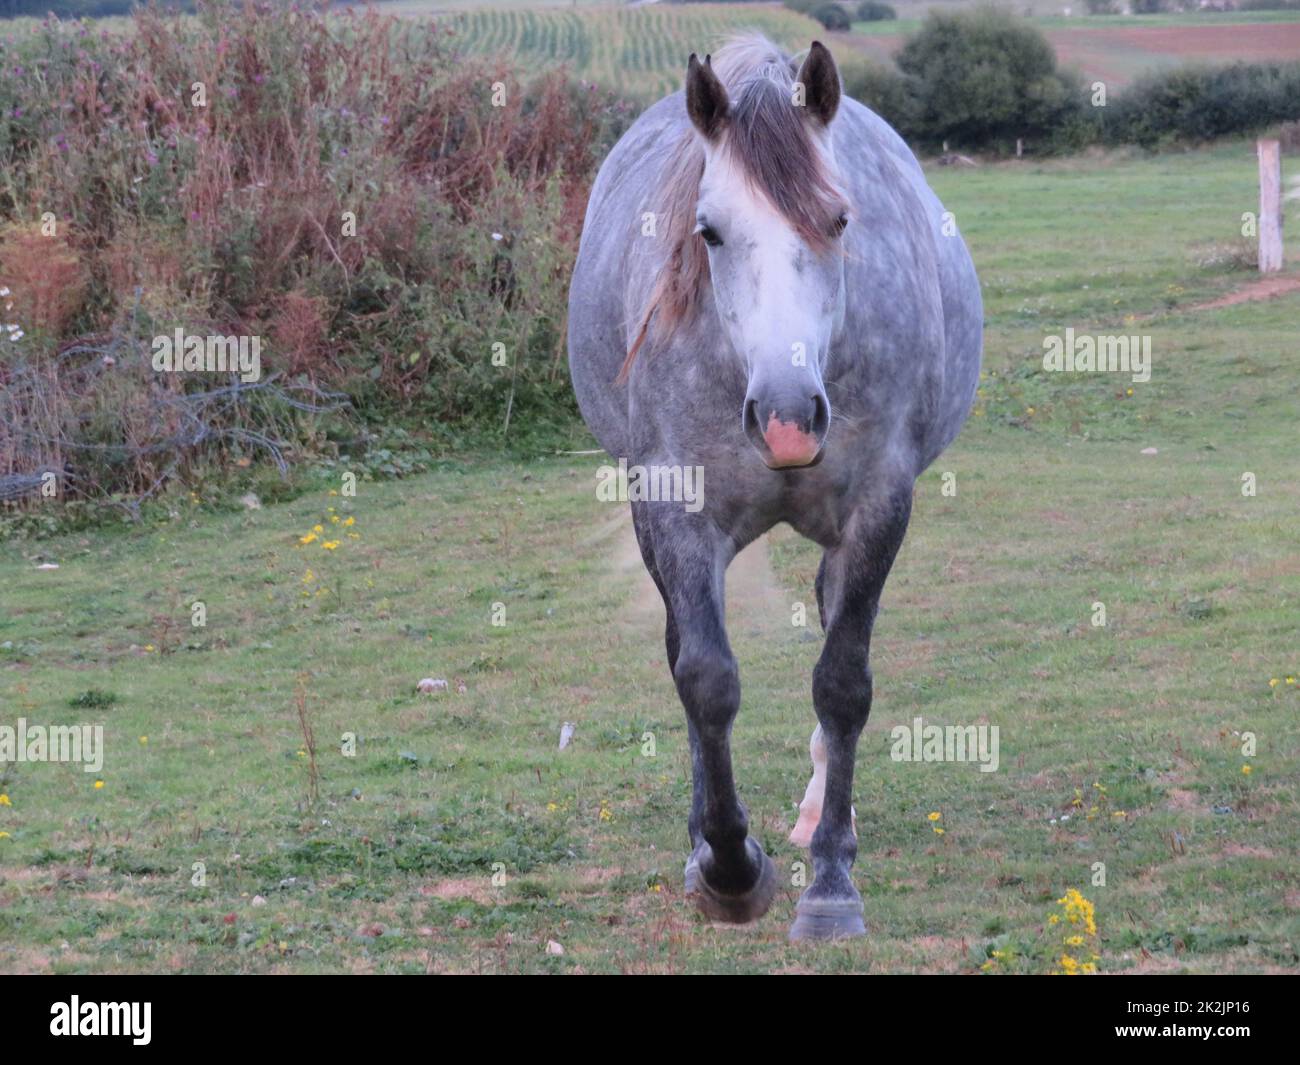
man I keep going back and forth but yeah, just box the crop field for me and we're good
[2,138,1296,974]
[431,4,823,98]
[371,3,1300,97]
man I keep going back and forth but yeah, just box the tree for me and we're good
[894,8,1082,151]
[856,1,898,20]
[810,2,852,30]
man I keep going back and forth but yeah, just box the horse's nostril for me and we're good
[811,393,830,436]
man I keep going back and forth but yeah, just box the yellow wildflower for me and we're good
[1057,888,1097,935]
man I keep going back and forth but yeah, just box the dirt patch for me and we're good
[1219,843,1277,860]
[0,948,53,973]
[1188,276,1300,312]
[420,877,495,904]
[905,935,967,973]
[0,866,52,887]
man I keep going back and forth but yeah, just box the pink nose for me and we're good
[763,414,821,468]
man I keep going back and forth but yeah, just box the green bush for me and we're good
[839,58,913,131]
[1103,61,1300,147]
[893,7,1086,152]
[810,2,853,30]
[856,1,897,20]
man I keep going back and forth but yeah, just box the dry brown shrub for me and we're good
[0,223,87,336]
[268,291,333,378]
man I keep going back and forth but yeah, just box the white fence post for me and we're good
[1257,139,1283,274]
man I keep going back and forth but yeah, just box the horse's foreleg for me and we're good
[790,488,912,941]
[637,505,777,924]
[633,505,705,847]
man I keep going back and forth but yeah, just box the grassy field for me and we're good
[1,139,1298,973]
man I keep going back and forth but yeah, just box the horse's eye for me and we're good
[833,212,849,238]
[696,224,723,248]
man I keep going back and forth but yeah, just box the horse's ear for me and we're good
[686,53,729,142]
[796,41,840,128]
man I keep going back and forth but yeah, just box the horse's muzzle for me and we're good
[743,390,830,469]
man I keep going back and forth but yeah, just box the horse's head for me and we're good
[686,42,849,469]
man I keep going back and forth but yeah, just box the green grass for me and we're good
[1,140,1298,973]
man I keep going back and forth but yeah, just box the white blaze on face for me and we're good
[696,146,844,386]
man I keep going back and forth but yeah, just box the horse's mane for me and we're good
[620,34,848,380]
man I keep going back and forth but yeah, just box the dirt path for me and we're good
[1188,275,1300,311]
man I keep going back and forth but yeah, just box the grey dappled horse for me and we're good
[567,36,982,940]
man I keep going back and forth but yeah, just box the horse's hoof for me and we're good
[789,896,866,942]
[684,839,778,925]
